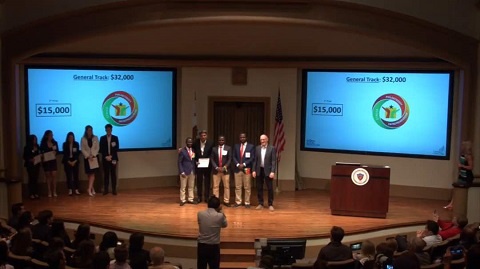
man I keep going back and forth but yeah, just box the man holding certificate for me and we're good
[193,130,214,203]
[211,136,232,207]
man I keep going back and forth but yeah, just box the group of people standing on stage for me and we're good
[178,130,278,211]
[23,124,119,199]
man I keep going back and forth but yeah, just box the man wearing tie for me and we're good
[211,136,232,207]
[233,133,255,208]
[252,134,277,211]
[100,124,119,195]
[178,137,196,206]
[193,130,214,203]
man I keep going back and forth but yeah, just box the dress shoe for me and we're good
[255,205,263,210]
[233,203,241,208]
[180,201,186,206]
[245,204,251,209]
[223,203,231,207]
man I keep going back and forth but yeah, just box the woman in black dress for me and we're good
[81,125,99,196]
[40,130,58,197]
[23,134,41,199]
[62,132,80,195]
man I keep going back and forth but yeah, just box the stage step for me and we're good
[220,261,256,269]
[220,241,256,268]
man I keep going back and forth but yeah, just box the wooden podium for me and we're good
[330,164,390,218]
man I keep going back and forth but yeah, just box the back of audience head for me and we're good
[361,240,375,258]
[259,254,274,269]
[129,232,145,253]
[49,237,65,252]
[425,220,439,235]
[467,244,480,269]
[330,226,345,243]
[454,215,469,229]
[150,246,165,266]
[74,223,90,242]
[208,196,221,209]
[386,238,398,252]
[376,242,394,258]
[17,211,34,229]
[11,202,25,217]
[114,245,128,264]
[45,249,66,269]
[409,237,426,253]
[99,231,118,251]
[0,240,8,265]
[92,251,111,269]
[51,220,66,236]
[37,209,54,225]
[393,252,420,269]
[10,227,32,255]
[75,239,95,262]
[460,226,477,248]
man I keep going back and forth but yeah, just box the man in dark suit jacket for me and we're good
[192,130,214,203]
[313,226,352,269]
[178,137,197,206]
[210,135,232,206]
[99,124,119,195]
[232,133,255,208]
[252,134,276,211]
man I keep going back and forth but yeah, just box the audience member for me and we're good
[93,251,112,269]
[0,219,16,239]
[71,239,95,268]
[7,203,25,228]
[433,213,468,240]
[45,249,66,269]
[110,245,131,269]
[51,220,73,248]
[99,231,119,260]
[0,240,13,269]
[128,233,150,269]
[313,226,352,269]
[392,252,420,269]
[247,255,274,269]
[417,220,442,247]
[44,237,65,261]
[10,227,33,256]
[354,240,375,267]
[458,223,478,249]
[32,209,53,242]
[385,238,398,253]
[197,196,228,269]
[71,223,91,249]
[466,244,480,269]
[409,237,430,266]
[16,211,34,230]
[149,247,179,269]
[374,242,393,269]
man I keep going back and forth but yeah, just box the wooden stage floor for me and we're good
[24,187,449,242]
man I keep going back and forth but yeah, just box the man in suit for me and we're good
[100,124,119,195]
[211,135,232,207]
[193,130,214,203]
[252,134,276,211]
[232,133,255,208]
[178,137,197,206]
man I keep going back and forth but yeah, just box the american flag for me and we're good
[273,90,285,162]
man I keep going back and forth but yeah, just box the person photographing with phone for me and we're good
[197,196,228,269]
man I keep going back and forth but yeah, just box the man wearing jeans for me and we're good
[197,196,228,269]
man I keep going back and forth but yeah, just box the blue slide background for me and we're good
[27,68,175,150]
[303,71,452,157]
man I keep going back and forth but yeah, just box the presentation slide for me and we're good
[302,70,453,159]
[26,66,176,150]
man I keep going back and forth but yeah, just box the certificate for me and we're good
[33,155,42,165]
[198,158,210,168]
[88,157,99,169]
[43,151,56,162]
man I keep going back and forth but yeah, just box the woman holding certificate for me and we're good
[81,125,100,196]
[40,130,58,198]
[62,132,81,196]
[23,134,41,199]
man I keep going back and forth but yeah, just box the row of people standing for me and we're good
[23,124,119,199]
[178,130,277,211]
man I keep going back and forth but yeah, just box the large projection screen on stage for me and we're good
[25,66,177,151]
[301,70,454,159]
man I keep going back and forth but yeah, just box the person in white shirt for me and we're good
[417,220,442,247]
[81,125,100,196]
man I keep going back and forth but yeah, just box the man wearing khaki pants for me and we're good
[210,136,232,207]
[178,137,197,206]
[232,133,255,208]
